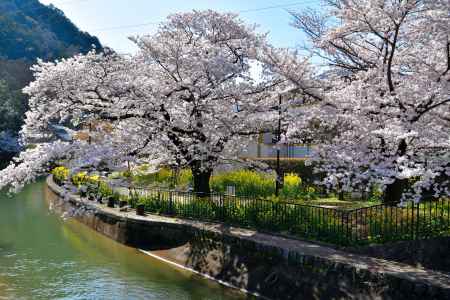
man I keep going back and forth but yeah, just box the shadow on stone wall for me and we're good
[347,237,450,274]
[165,226,426,300]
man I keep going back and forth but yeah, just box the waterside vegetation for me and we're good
[52,166,450,246]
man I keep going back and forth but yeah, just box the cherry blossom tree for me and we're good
[126,10,284,194]
[286,0,450,203]
[0,10,301,194]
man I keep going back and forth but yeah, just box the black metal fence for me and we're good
[108,186,450,246]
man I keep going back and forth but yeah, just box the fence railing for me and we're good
[106,185,450,246]
[345,199,450,244]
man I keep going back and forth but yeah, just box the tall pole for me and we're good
[88,122,92,145]
[275,94,282,197]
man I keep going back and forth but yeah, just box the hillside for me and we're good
[0,0,101,60]
[0,0,102,153]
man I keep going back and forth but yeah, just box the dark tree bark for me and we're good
[191,167,212,195]
[383,178,408,204]
[383,139,408,204]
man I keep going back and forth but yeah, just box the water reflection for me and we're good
[0,182,247,300]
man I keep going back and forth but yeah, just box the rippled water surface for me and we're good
[0,182,247,300]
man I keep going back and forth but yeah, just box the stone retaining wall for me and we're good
[348,237,450,274]
[46,176,450,300]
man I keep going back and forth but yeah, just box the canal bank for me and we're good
[46,176,450,300]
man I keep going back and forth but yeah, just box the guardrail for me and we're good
[97,186,450,246]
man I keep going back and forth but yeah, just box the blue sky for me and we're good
[39,0,320,54]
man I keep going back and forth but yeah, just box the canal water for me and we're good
[0,182,248,300]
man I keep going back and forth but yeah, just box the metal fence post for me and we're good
[417,201,420,239]
[220,193,224,222]
[112,184,450,247]
[169,190,174,215]
[411,202,415,240]
[346,211,351,245]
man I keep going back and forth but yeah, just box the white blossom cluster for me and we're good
[0,10,304,193]
[287,0,450,202]
[1,3,448,203]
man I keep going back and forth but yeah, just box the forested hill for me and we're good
[0,0,101,60]
[0,0,102,153]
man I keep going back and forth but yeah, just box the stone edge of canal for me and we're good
[46,175,450,300]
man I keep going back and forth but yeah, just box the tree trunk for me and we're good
[337,181,344,200]
[192,168,212,195]
[383,178,408,204]
[383,139,409,204]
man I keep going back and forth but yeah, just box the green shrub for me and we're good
[133,167,173,187]
[129,166,321,201]
[52,166,69,184]
[98,181,113,198]
[116,184,450,246]
[284,173,301,186]
[176,169,193,187]
[210,170,321,201]
[108,171,123,179]
[261,159,324,185]
[137,193,173,215]
[122,170,133,179]
[71,172,101,188]
[211,170,275,197]
[152,168,172,183]
[280,173,302,199]
[367,185,383,202]
[71,172,89,187]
